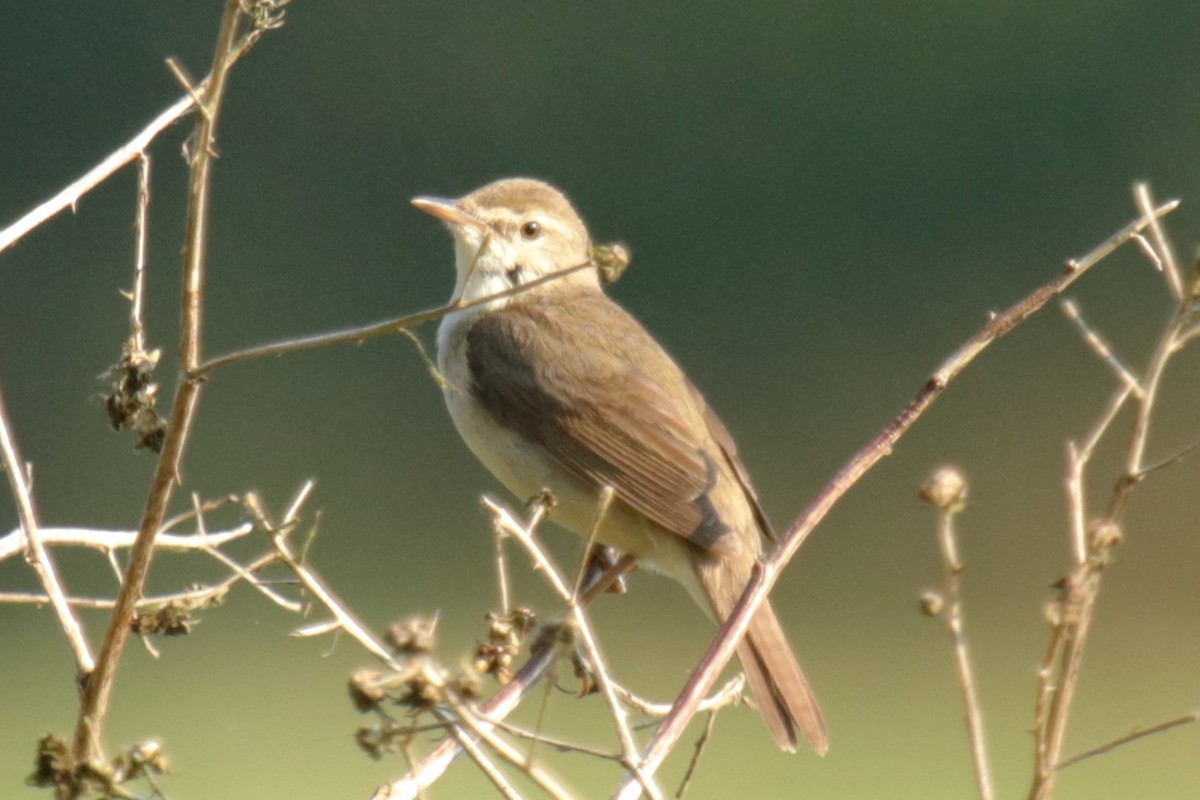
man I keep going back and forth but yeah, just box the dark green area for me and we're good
[3,3,1200,798]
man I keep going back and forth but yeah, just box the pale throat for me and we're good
[449,234,521,306]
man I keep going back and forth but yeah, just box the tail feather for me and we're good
[694,548,827,754]
[740,600,828,755]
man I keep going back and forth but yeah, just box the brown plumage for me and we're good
[419,178,828,754]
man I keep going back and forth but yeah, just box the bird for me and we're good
[413,177,827,754]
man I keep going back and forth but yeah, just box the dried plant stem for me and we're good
[1055,712,1198,770]
[130,153,151,349]
[614,199,1179,800]
[440,711,525,800]
[70,0,248,770]
[437,705,579,800]
[376,520,642,799]
[190,261,598,379]
[0,0,273,258]
[485,499,664,800]
[1059,300,1140,397]
[933,497,994,800]
[0,519,296,613]
[609,675,744,719]
[675,710,718,799]
[246,486,402,668]
[375,640,561,800]
[0,98,194,257]
[0,523,251,560]
[1030,185,1197,800]
[0,386,94,673]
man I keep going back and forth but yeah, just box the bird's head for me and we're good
[413,178,598,305]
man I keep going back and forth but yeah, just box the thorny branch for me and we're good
[71,0,283,776]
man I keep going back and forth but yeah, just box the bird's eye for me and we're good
[519,220,542,240]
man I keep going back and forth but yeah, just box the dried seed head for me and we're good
[348,669,388,712]
[385,616,437,655]
[919,590,945,616]
[918,466,969,512]
[1089,519,1123,551]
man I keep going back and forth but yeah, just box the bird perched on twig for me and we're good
[414,178,827,754]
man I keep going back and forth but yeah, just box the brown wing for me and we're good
[692,388,776,542]
[466,291,736,552]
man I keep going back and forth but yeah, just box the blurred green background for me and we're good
[2,3,1199,798]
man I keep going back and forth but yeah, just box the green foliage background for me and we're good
[2,3,1199,798]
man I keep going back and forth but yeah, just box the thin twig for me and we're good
[0,99,193,257]
[921,468,994,800]
[0,549,292,613]
[72,0,251,768]
[374,640,562,800]
[190,260,598,379]
[1060,299,1142,397]
[1055,713,1198,770]
[375,546,639,799]
[1063,383,1136,564]
[245,486,400,669]
[439,704,579,800]
[675,710,718,799]
[0,386,95,673]
[615,198,1180,800]
[130,153,151,351]
[439,711,525,800]
[485,499,664,800]
[0,523,253,561]
[609,675,745,719]
[1029,185,1197,800]
[1134,183,1183,300]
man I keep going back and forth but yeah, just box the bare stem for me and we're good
[0,98,194,257]
[130,153,151,351]
[1055,712,1198,770]
[614,199,1179,799]
[71,0,249,770]
[373,639,561,800]
[932,491,994,800]
[1029,185,1198,800]
[190,260,599,379]
[0,385,94,674]
[485,498,664,800]
[246,487,401,669]
[437,704,579,800]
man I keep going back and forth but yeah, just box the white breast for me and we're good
[434,308,701,598]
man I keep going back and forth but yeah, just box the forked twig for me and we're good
[1029,184,1199,800]
[71,0,260,768]
[484,498,664,800]
[614,198,1179,799]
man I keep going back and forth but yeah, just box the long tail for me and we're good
[738,598,828,754]
[700,559,828,754]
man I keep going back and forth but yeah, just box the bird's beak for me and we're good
[411,196,486,231]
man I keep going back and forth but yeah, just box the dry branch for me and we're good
[1028,184,1199,800]
[71,0,273,772]
[613,197,1180,799]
